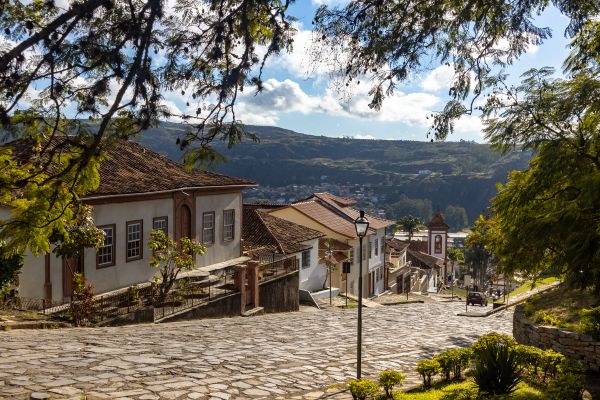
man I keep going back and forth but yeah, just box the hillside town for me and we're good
[1,1,600,400]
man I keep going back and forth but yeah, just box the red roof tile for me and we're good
[5,137,254,197]
[242,207,324,255]
[427,210,449,230]
[289,192,393,238]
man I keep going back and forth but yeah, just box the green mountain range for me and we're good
[138,122,532,230]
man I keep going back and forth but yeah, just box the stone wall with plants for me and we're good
[513,303,600,371]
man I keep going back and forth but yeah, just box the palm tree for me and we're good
[395,216,422,242]
[447,247,464,280]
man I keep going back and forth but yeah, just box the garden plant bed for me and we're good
[398,379,546,400]
[523,284,600,334]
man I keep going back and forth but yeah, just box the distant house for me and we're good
[387,211,450,294]
[385,238,409,291]
[242,205,325,291]
[268,192,393,297]
[1,139,254,303]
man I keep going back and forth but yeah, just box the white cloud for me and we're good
[420,64,455,92]
[454,115,484,136]
[234,77,452,130]
[353,134,375,139]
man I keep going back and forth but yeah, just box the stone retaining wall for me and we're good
[259,270,299,313]
[513,303,600,371]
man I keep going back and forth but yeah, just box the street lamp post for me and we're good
[354,210,369,379]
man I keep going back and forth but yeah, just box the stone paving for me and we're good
[0,302,513,400]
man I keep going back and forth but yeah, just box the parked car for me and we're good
[467,291,488,306]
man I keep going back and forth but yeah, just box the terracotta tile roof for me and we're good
[313,192,356,206]
[318,237,352,251]
[289,192,393,238]
[291,200,357,238]
[5,137,254,197]
[407,249,444,269]
[427,210,449,230]
[386,238,409,253]
[242,207,324,256]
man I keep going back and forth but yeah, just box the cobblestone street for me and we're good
[0,302,513,400]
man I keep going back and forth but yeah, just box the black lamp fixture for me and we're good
[353,210,369,379]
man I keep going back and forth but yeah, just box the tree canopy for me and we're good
[459,20,600,293]
[0,0,294,255]
[313,0,599,139]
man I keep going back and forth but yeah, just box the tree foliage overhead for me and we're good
[313,0,599,139]
[475,21,600,293]
[0,0,294,255]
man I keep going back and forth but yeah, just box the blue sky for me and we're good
[220,1,572,142]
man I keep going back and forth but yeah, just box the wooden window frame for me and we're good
[126,219,144,262]
[96,224,116,269]
[152,216,168,234]
[202,211,215,245]
[374,238,379,256]
[301,250,310,269]
[222,209,235,242]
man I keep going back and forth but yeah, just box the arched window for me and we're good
[434,235,442,253]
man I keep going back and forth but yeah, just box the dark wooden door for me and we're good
[63,254,83,299]
[180,204,191,239]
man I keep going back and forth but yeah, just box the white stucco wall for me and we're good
[194,192,242,267]
[297,238,324,291]
[80,197,175,296]
[10,190,244,302]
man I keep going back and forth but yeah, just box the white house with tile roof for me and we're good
[1,139,255,303]
[268,193,393,298]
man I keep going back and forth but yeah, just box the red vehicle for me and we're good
[467,291,488,307]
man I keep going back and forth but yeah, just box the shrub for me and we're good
[378,370,405,399]
[472,340,521,395]
[435,348,472,381]
[69,273,95,326]
[451,348,472,379]
[348,379,379,400]
[0,243,23,304]
[416,359,440,388]
[472,332,516,353]
[436,351,454,381]
[540,349,565,380]
[580,306,600,339]
[546,372,585,400]
[514,344,543,375]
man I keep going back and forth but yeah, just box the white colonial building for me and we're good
[2,139,254,303]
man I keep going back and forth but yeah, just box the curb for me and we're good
[457,283,560,318]
[0,321,70,330]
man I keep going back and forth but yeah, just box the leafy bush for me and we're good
[546,372,585,400]
[416,359,440,388]
[471,332,516,353]
[514,344,543,375]
[0,242,23,304]
[348,379,379,400]
[435,348,472,381]
[378,370,405,399]
[472,340,522,395]
[540,349,565,380]
[580,306,600,339]
[532,310,566,327]
[69,273,95,326]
